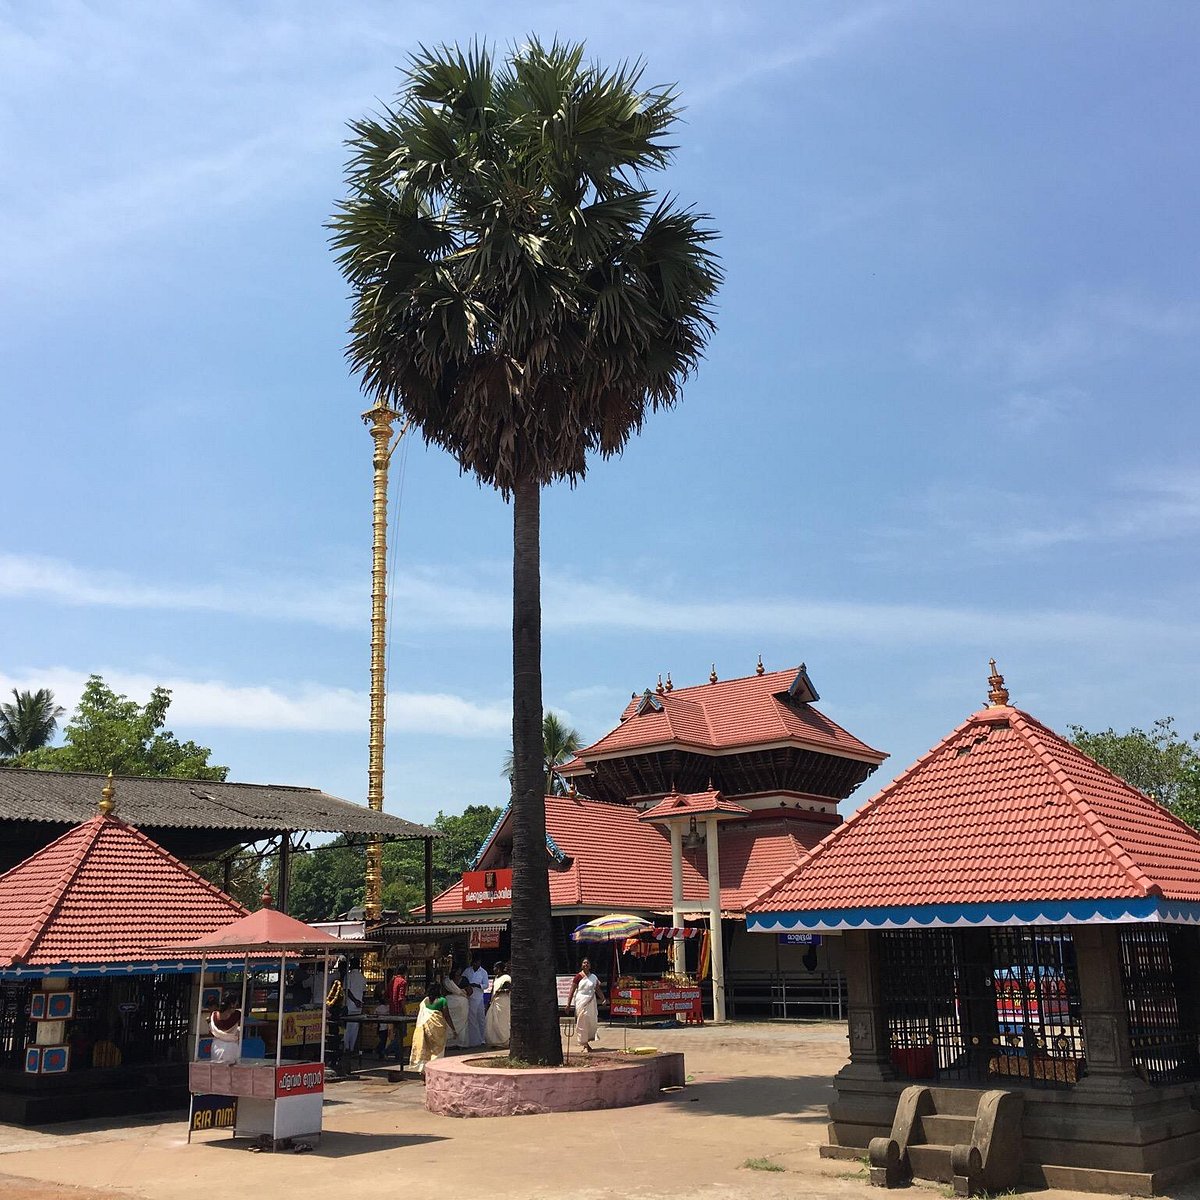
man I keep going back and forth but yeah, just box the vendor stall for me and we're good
[162,900,375,1150]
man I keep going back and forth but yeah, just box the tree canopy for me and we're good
[16,674,227,780]
[502,710,583,795]
[288,804,503,923]
[0,688,64,760]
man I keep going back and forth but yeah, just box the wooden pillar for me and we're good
[277,833,291,914]
[1073,923,1144,1092]
[839,929,896,1082]
[705,816,726,1022]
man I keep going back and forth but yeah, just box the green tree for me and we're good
[1070,717,1200,827]
[17,674,227,780]
[331,38,719,1063]
[502,711,583,795]
[0,688,64,760]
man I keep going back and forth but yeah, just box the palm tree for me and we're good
[503,711,584,796]
[330,38,720,1064]
[0,688,65,760]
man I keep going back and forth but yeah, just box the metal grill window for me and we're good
[879,927,1085,1089]
[0,983,33,1069]
[1119,926,1200,1085]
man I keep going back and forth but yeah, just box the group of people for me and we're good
[408,955,513,1073]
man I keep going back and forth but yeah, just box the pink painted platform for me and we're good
[424,1051,686,1118]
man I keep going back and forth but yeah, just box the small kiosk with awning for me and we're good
[162,904,375,1149]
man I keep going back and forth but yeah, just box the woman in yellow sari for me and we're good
[409,981,456,1076]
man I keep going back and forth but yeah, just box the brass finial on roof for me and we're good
[756,654,764,676]
[987,659,1010,707]
[665,672,673,692]
[656,673,665,695]
[260,883,274,910]
[709,663,718,685]
[98,770,116,817]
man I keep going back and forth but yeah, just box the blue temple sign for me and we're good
[778,932,822,946]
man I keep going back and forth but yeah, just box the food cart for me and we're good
[159,903,375,1150]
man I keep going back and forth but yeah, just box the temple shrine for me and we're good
[748,665,1200,1194]
[397,662,887,1020]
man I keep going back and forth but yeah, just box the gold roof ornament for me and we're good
[709,663,718,685]
[665,672,673,692]
[656,674,665,695]
[987,659,1010,707]
[756,654,765,676]
[98,771,116,817]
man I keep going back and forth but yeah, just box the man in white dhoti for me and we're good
[209,996,242,1063]
[342,958,367,1052]
[568,958,606,1052]
[460,954,489,1047]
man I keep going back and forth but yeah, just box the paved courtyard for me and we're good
[1,1021,1193,1200]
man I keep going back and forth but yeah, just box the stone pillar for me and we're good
[839,930,896,1082]
[705,816,726,1022]
[1073,923,1145,1094]
[670,822,685,975]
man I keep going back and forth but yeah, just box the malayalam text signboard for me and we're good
[778,932,822,946]
[461,869,513,909]
[610,983,702,1018]
[275,1063,324,1097]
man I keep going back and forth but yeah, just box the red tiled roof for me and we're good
[567,668,886,764]
[431,792,835,916]
[165,905,358,952]
[638,789,751,821]
[0,815,247,967]
[751,705,1200,914]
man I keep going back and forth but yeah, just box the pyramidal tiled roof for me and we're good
[751,704,1200,917]
[431,791,833,916]
[638,789,751,822]
[564,668,887,765]
[0,814,247,967]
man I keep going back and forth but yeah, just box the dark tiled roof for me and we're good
[0,768,436,839]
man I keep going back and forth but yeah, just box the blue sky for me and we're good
[2,1,1197,827]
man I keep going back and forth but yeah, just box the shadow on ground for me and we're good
[197,1131,449,1158]
[662,1073,833,1120]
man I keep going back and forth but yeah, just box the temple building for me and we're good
[397,663,887,1019]
[0,781,248,1123]
[748,665,1200,1194]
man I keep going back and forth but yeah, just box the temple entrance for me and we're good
[879,926,1087,1089]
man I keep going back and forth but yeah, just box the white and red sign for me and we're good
[461,869,513,909]
[274,1064,324,1097]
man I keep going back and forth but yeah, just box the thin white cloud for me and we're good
[0,667,508,738]
[2,550,1195,648]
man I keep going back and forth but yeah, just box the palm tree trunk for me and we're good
[508,477,563,1065]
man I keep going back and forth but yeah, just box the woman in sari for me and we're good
[209,995,242,1063]
[567,958,606,1053]
[484,962,512,1047]
[442,969,470,1048]
[409,982,456,1075]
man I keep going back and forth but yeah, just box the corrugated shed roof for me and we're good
[751,705,1200,915]
[0,815,247,967]
[431,791,835,915]
[0,768,436,838]
[569,668,886,763]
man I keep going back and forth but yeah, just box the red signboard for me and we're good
[274,1063,324,1097]
[610,983,702,1019]
[461,869,513,909]
[469,929,501,950]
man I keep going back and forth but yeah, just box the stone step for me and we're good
[918,1113,976,1144]
[907,1143,955,1184]
[928,1087,988,1116]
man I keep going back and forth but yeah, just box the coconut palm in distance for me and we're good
[503,711,584,797]
[330,37,720,1064]
[0,688,64,761]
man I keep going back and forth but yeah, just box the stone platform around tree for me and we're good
[423,1050,685,1117]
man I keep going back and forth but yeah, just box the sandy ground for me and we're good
[0,1021,1189,1200]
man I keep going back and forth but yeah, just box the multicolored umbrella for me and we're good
[570,914,653,943]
